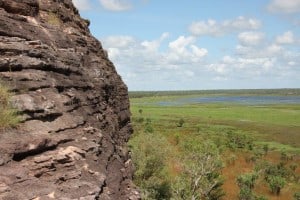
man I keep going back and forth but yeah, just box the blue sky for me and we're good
[73,0,300,91]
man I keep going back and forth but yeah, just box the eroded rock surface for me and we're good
[0,0,140,199]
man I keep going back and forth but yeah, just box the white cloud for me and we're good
[275,31,295,44]
[103,35,136,48]
[288,61,296,66]
[208,55,279,83]
[168,36,195,56]
[222,56,235,64]
[238,32,265,46]
[189,16,261,36]
[205,27,300,84]
[226,16,261,30]
[191,45,208,58]
[141,32,169,52]
[267,0,300,14]
[266,44,282,54]
[104,34,202,67]
[235,43,283,58]
[184,70,195,77]
[106,48,120,60]
[101,29,299,90]
[208,63,227,74]
[213,76,228,81]
[101,34,209,90]
[72,0,92,11]
[189,19,220,36]
[99,0,132,11]
[167,36,207,63]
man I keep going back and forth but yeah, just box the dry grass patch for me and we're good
[0,83,19,129]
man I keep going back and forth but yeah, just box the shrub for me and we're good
[138,109,143,114]
[263,144,269,155]
[129,131,171,199]
[144,118,154,133]
[173,141,224,200]
[267,175,285,195]
[144,124,154,133]
[226,130,253,150]
[264,162,289,180]
[136,117,144,123]
[237,172,258,190]
[177,118,185,127]
[255,195,268,200]
[290,163,298,172]
[294,192,300,200]
[227,154,237,165]
[239,187,255,200]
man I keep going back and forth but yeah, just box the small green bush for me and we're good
[177,118,185,127]
[239,187,255,200]
[267,175,285,195]
[294,192,300,200]
[237,172,258,189]
[226,130,254,150]
[129,131,172,199]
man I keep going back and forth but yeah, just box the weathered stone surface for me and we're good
[0,0,140,199]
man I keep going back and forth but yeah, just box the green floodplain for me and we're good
[128,89,300,200]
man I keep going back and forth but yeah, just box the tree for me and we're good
[177,118,185,127]
[129,131,172,199]
[238,187,255,200]
[136,108,144,123]
[294,192,300,200]
[144,118,154,133]
[236,172,258,200]
[226,131,253,150]
[237,173,258,190]
[263,144,269,155]
[267,175,285,196]
[172,141,224,200]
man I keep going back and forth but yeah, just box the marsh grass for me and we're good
[131,101,300,148]
[0,83,19,129]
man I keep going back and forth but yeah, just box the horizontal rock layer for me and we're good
[0,0,140,199]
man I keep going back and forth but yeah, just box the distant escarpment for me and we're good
[0,0,140,199]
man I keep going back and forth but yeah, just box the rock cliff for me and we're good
[0,0,140,199]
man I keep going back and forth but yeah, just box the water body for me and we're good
[158,96,300,106]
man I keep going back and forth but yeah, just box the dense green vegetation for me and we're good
[0,82,19,129]
[129,90,300,199]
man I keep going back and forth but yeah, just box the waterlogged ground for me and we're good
[158,95,300,106]
[129,90,300,199]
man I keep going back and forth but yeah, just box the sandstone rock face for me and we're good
[0,0,140,199]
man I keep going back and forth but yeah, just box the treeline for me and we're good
[129,88,300,98]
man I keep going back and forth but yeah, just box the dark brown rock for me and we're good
[0,0,140,199]
[0,0,39,16]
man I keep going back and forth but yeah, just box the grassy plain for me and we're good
[129,89,300,199]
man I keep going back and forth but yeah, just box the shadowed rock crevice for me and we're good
[0,0,140,199]
[12,145,57,162]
